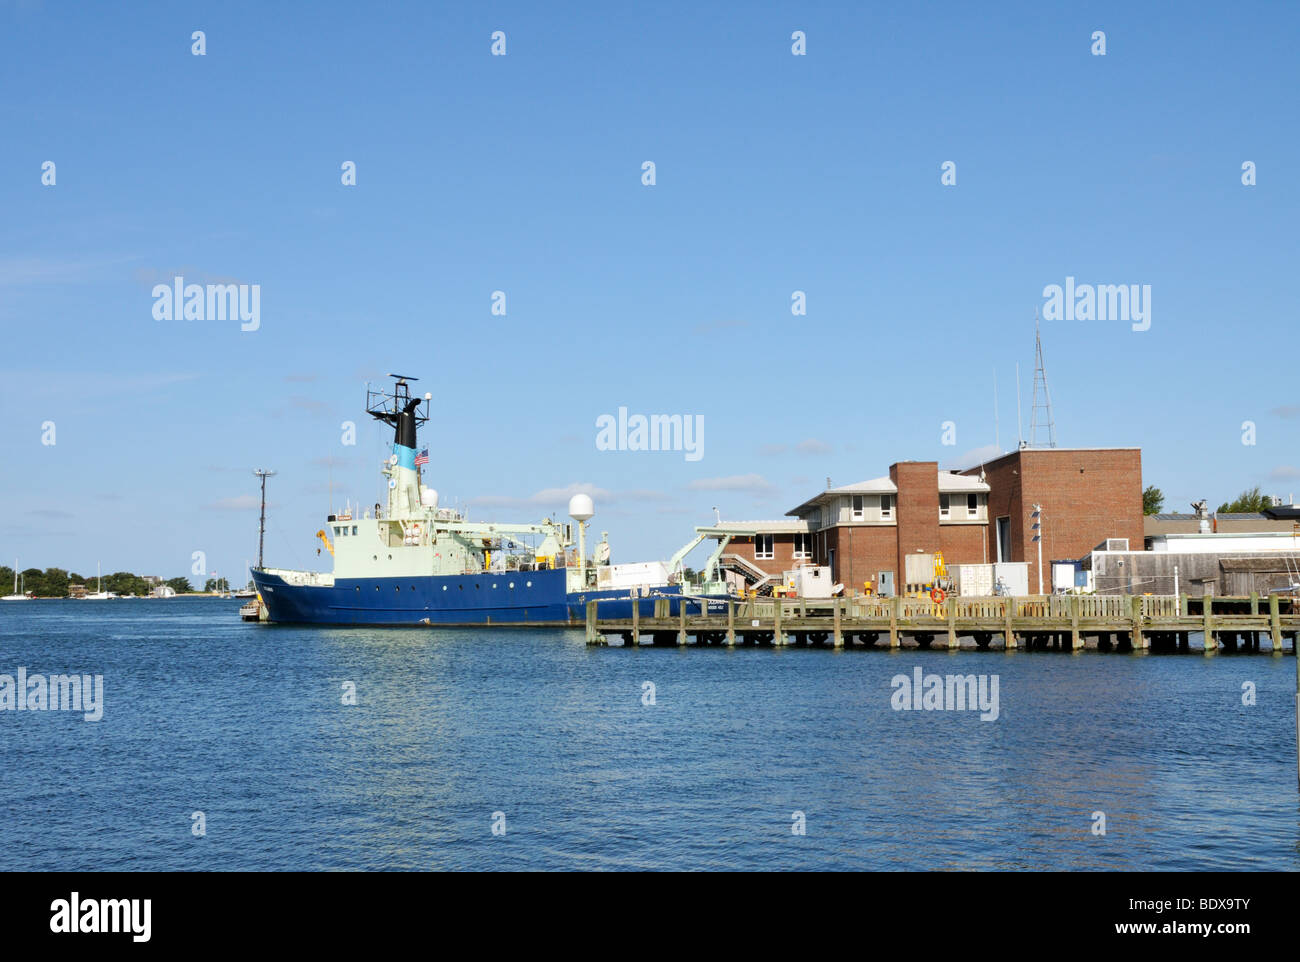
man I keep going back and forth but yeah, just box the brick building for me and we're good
[711,447,1142,595]
[785,462,991,594]
[960,447,1143,591]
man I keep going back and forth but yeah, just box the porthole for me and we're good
[355,586,360,593]
[492,583,497,589]
[395,586,400,593]
[375,586,380,592]
[442,585,448,591]
[458,584,464,591]
[509,582,514,589]
[526,580,532,588]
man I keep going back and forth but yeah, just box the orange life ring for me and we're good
[930,587,947,604]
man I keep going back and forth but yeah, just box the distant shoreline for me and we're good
[3,594,240,601]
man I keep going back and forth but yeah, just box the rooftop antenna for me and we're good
[1015,362,1024,449]
[1028,309,1057,447]
[993,367,1000,452]
[253,469,276,570]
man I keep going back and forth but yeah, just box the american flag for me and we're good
[414,448,429,467]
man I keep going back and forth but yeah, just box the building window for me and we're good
[880,495,894,520]
[851,495,864,521]
[967,493,978,517]
[939,493,951,520]
[793,533,811,559]
[755,534,775,560]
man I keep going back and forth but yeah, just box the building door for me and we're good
[996,517,1011,563]
[878,570,894,597]
[828,548,835,581]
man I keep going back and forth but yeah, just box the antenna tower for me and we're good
[1028,311,1057,448]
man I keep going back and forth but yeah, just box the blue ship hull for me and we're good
[250,567,726,626]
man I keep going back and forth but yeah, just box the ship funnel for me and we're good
[366,376,430,520]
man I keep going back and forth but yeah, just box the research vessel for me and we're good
[250,375,726,625]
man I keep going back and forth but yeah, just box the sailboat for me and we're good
[82,562,117,600]
[233,559,256,598]
[2,559,31,600]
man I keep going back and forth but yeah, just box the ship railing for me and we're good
[260,567,336,588]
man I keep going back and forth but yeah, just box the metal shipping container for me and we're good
[950,563,994,596]
[993,562,1030,596]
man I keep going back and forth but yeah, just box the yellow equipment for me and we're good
[912,551,952,599]
[316,529,334,557]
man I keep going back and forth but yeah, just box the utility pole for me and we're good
[253,469,276,570]
[1031,503,1043,594]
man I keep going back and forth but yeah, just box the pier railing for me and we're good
[585,592,1300,654]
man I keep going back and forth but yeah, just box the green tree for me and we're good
[1142,485,1164,515]
[165,576,194,595]
[105,571,150,596]
[22,567,70,598]
[1217,486,1272,514]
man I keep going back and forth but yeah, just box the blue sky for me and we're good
[2,0,1297,580]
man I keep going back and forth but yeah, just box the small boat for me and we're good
[81,562,118,600]
[240,595,267,622]
[2,559,31,601]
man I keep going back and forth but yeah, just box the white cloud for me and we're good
[795,438,833,455]
[469,482,674,512]
[687,473,776,494]
[942,444,1004,470]
[469,482,612,511]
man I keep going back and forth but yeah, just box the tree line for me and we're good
[1143,485,1284,516]
[0,567,196,598]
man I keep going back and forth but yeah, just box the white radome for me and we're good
[568,493,594,521]
[421,488,439,509]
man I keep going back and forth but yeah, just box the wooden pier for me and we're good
[585,593,1300,653]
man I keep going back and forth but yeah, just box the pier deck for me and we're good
[586,593,1300,652]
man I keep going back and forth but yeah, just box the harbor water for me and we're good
[2,598,1297,870]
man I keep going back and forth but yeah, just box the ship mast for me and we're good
[253,469,276,569]
[367,375,431,522]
